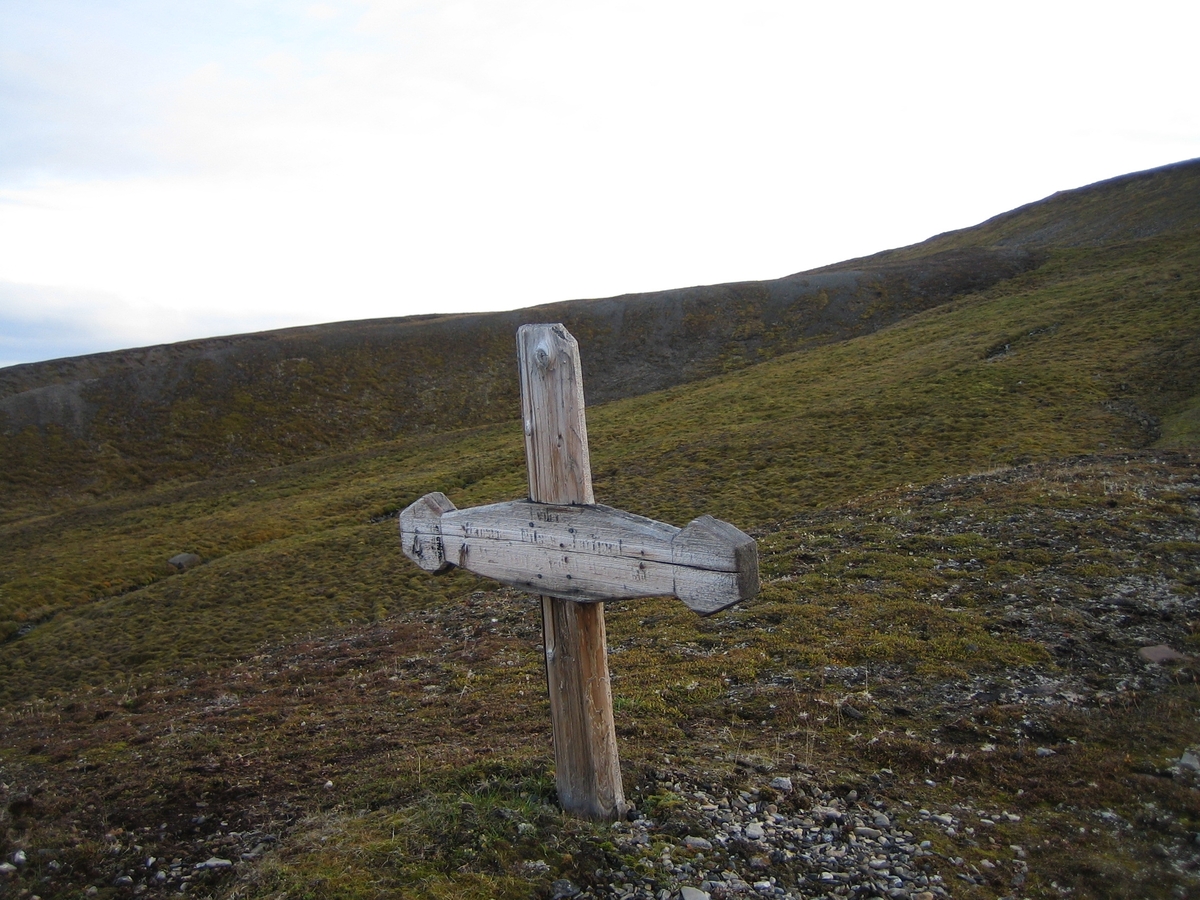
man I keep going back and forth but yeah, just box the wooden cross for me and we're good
[398,323,759,821]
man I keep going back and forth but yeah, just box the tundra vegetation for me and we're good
[1,160,1199,899]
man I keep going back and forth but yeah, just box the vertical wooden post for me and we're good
[517,324,627,822]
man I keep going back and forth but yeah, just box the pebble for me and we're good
[11,851,27,867]
[769,777,793,793]
[587,772,955,900]
[0,863,16,878]
[812,805,844,824]
[1139,644,1188,664]
[194,857,233,870]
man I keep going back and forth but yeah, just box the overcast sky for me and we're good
[1,0,1197,369]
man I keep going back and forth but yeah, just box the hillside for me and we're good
[2,452,1197,899]
[867,158,1200,260]
[1,160,1199,900]
[0,249,1037,508]
[3,158,1197,509]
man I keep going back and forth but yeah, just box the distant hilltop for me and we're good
[2,158,1197,501]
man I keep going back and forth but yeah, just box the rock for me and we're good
[168,552,202,571]
[1180,752,1200,772]
[1139,644,1188,664]
[582,770,987,899]
[114,875,134,886]
[241,842,269,860]
[11,850,26,866]
[1036,747,1056,757]
[769,776,793,793]
[841,704,865,720]
[0,862,16,878]
[550,879,581,899]
[194,857,233,870]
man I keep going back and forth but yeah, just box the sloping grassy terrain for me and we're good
[852,157,1200,263]
[1,453,1197,899]
[2,225,1195,670]
[0,247,1036,508]
[0,163,1198,899]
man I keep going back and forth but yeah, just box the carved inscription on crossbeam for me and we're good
[401,494,758,615]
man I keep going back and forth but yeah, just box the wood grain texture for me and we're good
[518,324,595,506]
[398,495,759,615]
[517,324,625,822]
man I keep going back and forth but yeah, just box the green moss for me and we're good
[1159,392,1200,448]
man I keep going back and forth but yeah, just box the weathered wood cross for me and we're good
[398,324,759,821]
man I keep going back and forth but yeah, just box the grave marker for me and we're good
[399,323,759,820]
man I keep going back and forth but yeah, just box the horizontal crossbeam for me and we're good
[399,492,758,615]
